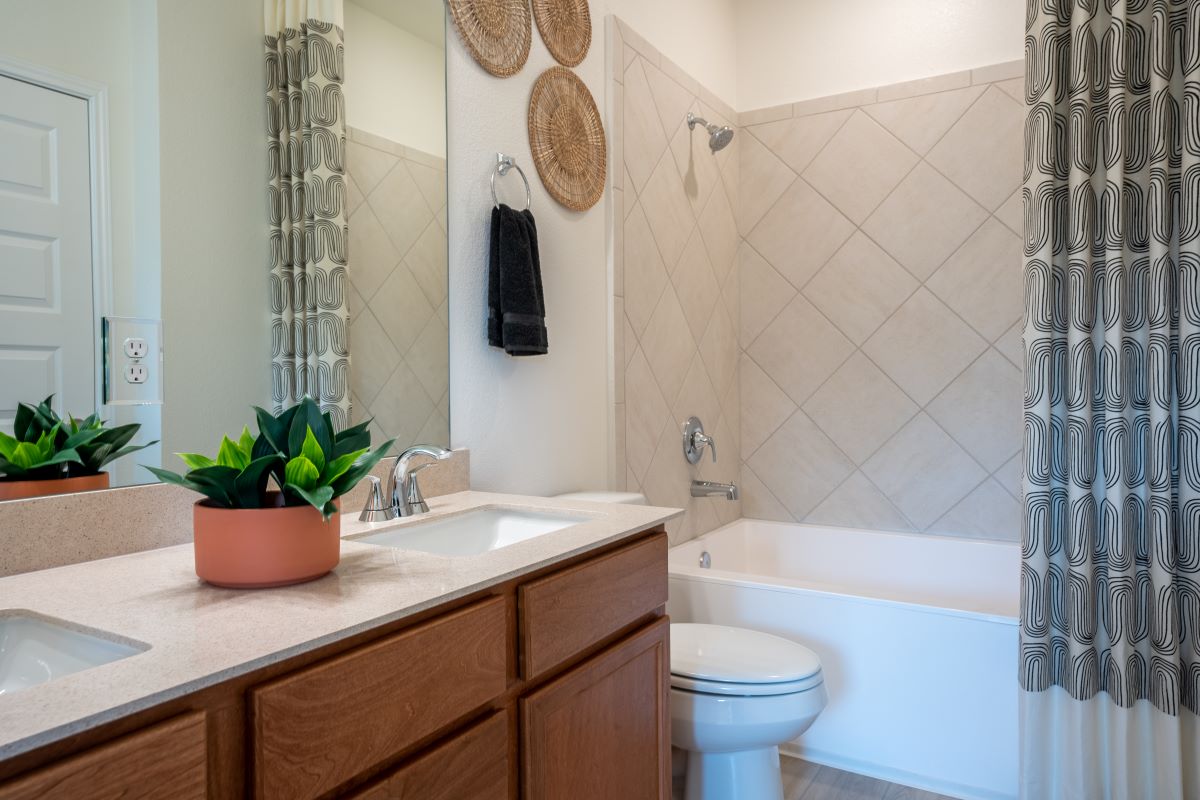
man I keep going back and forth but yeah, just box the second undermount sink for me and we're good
[0,612,148,696]
[351,508,590,557]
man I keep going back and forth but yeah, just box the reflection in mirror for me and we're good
[0,0,448,498]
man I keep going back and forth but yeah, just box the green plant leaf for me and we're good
[61,426,104,452]
[232,454,282,508]
[9,442,39,470]
[143,465,232,507]
[237,426,255,457]
[284,455,319,491]
[12,401,34,441]
[254,404,299,453]
[284,483,336,519]
[217,435,250,470]
[181,465,243,507]
[0,455,29,479]
[177,452,215,470]
[300,426,326,474]
[327,438,396,498]
[0,431,17,461]
[323,447,369,484]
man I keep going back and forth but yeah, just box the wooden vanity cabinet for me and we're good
[0,528,669,800]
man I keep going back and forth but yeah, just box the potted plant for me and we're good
[0,397,157,501]
[147,397,393,589]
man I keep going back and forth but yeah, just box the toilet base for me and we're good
[683,745,784,800]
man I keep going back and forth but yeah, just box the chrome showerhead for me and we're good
[687,112,735,153]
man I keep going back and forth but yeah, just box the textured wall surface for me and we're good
[346,127,450,449]
[737,64,1025,541]
[610,20,742,544]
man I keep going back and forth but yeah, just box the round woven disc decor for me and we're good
[531,0,591,67]
[527,66,607,211]
[447,0,531,78]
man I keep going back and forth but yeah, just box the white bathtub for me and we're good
[668,519,1019,800]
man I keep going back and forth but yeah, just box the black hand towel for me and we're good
[487,203,548,356]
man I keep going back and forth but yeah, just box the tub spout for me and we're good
[691,480,739,500]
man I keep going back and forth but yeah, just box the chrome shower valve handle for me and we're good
[683,416,717,464]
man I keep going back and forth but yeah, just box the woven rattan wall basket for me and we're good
[527,67,606,212]
[447,0,532,78]
[531,0,591,67]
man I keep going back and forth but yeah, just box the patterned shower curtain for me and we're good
[265,0,350,428]
[1022,0,1200,796]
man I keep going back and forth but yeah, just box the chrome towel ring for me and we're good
[491,152,532,211]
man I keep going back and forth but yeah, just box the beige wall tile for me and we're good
[698,184,740,283]
[670,111,723,218]
[926,350,1022,471]
[803,232,918,344]
[740,103,793,126]
[741,355,797,457]
[740,463,794,522]
[349,309,399,405]
[971,60,1024,85]
[927,86,1023,210]
[640,151,696,271]
[927,478,1020,540]
[863,289,987,405]
[739,244,796,346]
[370,162,433,256]
[805,471,914,532]
[623,59,669,195]
[748,295,854,405]
[737,131,796,235]
[927,218,1023,340]
[641,285,697,405]
[803,353,919,463]
[863,162,988,280]
[862,413,987,529]
[749,411,855,519]
[994,453,1023,499]
[699,303,739,398]
[746,178,855,289]
[371,264,434,354]
[863,85,984,156]
[625,347,671,484]
[802,110,918,224]
[995,191,1022,235]
[875,70,971,102]
[995,324,1023,368]
[673,230,722,340]
[792,86,879,117]
[347,204,400,300]
[623,202,669,338]
[673,354,721,435]
[748,110,851,173]
[643,60,696,145]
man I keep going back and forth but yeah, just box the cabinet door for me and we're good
[521,617,669,800]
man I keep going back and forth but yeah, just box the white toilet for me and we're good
[554,492,827,799]
[671,623,827,800]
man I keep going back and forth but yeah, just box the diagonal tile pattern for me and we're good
[734,62,1024,541]
[611,17,1024,543]
[346,127,448,450]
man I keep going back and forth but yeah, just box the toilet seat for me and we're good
[671,623,823,697]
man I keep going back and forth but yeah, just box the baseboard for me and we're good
[778,744,1016,800]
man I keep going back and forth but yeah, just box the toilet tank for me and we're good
[554,491,647,505]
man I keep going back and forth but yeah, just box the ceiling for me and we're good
[349,0,445,48]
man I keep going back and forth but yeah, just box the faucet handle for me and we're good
[358,475,395,522]
[683,416,717,464]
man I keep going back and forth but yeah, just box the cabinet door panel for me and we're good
[0,713,206,800]
[352,711,508,800]
[521,617,669,800]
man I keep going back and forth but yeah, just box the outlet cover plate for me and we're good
[103,317,163,406]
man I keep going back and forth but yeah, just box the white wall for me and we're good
[605,0,739,107]
[736,0,1025,109]
[344,2,446,157]
[157,0,272,457]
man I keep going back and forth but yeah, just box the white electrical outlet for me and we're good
[104,317,163,405]
[123,337,148,358]
[125,364,148,384]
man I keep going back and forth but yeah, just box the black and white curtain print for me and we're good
[266,1,350,428]
[1022,0,1200,719]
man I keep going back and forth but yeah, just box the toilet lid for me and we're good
[670,623,822,685]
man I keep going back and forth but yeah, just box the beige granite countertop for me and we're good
[0,491,681,760]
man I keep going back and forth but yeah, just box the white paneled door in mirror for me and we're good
[0,74,94,434]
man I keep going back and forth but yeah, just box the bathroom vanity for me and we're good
[0,493,679,799]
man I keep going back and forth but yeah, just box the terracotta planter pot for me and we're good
[0,472,109,501]
[193,493,341,589]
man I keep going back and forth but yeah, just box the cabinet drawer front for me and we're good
[0,713,206,800]
[519,533,667,679]
[252,597,507,800]
[352,711,509,800]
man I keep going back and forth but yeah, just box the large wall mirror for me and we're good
[0,0,448,497]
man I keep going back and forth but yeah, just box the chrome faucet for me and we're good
[359,444,452,521]
[691,480,739,500]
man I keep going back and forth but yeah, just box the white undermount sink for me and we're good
[351,508,590,557]
[0,612,147,696]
